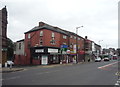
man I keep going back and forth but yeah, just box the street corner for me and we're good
[1,67,25,73]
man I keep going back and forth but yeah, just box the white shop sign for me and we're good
[35,49,44,53]
[48,48,58,53]
[41,55,48,65]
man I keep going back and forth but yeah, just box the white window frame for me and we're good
[28,34,30,39]
[63,35,67,39]
[74,36,76,39]
[78,38,81,40]
[63,42,66,45]
[52,32,55,38]
[40,31,43,36]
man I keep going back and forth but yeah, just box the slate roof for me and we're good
[24,23,68,35]
[24,22,85,40]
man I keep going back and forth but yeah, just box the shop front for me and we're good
[30,46,60,65]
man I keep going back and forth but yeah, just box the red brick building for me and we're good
[15,22,85,65]
[0,6,8,66]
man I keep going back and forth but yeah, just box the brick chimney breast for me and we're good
[39,22,45,27]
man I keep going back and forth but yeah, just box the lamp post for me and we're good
[76,26,83,64]
[98,40,103,55]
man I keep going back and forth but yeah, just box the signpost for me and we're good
[60,45,68,64]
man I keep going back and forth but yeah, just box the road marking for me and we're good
[115,72,120,76]
[4,76,20,80]
[98,61,118,69]
[115,78,120,86]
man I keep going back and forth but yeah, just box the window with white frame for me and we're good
[63,35,67,39]
[28,34,30,39]
[74,36,76,39]
[70,35,73,38]
[63,42,66,45]
[78,38,81,40]
[50,39,55,45]
[19,43,21,50]
[40,39,43,46]
[52,32,55,38]
[40,31,43,36]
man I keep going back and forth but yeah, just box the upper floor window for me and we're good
[50,39,55,45]
[40,31,43,36]
[40,39,43,46]
[63,35,67,39]
[70,36,73,38]
[28,34,31,39]
[78,38,81,40]
[52,32,55,38]
[63,42,66,45]
[74,36,76,39]
[19,43,21,50]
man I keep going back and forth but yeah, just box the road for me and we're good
[2,60,119,85]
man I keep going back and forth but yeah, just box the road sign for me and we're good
[61,45,68,48]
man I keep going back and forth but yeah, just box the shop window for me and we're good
[40,31,43,36]
[33,56,40,60]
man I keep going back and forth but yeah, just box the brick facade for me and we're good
[0,6,8,66]
[15,22,96,65]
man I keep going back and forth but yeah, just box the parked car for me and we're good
[7,61,14,66]
[95,57,101,62]
[103,57,110,61]
[113,55,117,60]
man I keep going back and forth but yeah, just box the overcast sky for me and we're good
[0,0,119,49]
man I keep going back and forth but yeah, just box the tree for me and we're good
[7,38,14,60]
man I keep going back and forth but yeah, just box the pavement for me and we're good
[0,62,84,73]
[0,67,24,73]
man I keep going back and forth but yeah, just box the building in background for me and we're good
[84,36,93,62]
[14,39,25,65]
[14,22,85,65]
[0,6,8,66]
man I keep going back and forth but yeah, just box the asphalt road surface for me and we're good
[2,60,119,85]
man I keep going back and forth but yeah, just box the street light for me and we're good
[98,40,103,54]
[76,26,83,64]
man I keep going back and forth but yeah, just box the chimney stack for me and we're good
[39,22,45,27]
[85,36,88,39]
